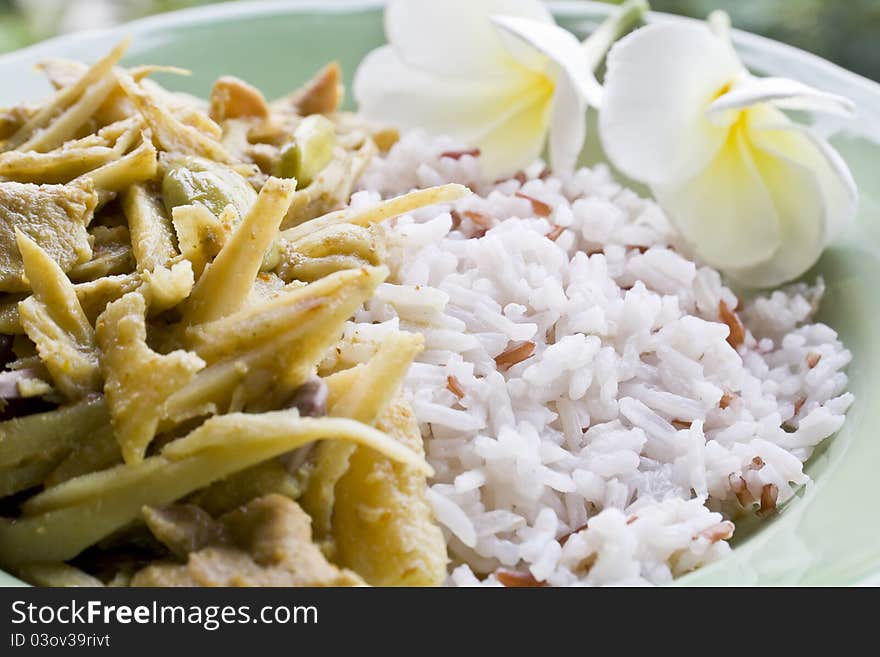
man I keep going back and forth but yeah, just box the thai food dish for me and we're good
[0,13,853,587]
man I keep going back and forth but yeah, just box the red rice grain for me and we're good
[495,569,547,587]
[719,300,745,349]
[515,192,552,217]
[495,341,536,371]
[446,375,465,399]
[440,148,480,160]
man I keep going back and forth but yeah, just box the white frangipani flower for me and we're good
[354,0,646,178]
[599,12,858,287]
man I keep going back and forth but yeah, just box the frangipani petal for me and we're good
[600,15,858,286]
[385,0,552,79]
[548,67,587,175]
[491,15,604,107]
[475,79,554,178]
[654,124,781,271]
[749,105,857,245]
[599,22,744,186]
[708,76,855,119]
[582,0,650,70]
[354,46,532,144]
[726,124,827,287]
[784,126,858,241]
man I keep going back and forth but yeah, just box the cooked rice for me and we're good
[341,130,853,586]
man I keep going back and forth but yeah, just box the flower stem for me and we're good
[582,0,649,71]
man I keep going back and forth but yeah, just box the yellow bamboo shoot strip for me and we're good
[185,265,385,362]
[278,253,377,284]
[182,177,296,326]
[287,223,379,262]
[322,364,363,404]
[0,120,141,186]
[0,461,59,498]
[0,297,22,334]
[39,58,190,91]
[108,122,143,154]
[0,397,110,496]
[301,331,424,537]
[259,269,392,409]
[165,266,386,421]
[74,134,158,200]
[36,58,137,129]
[171,204,233,280]
[4,38,130,151]
[0,273,139,335]
[0,396,108,471]
[17,232,95,346]
[186,459,300,517]
[44,423,119,486]
[68,226,134,283]
[121,184,176,272]
[17,562,104,587]
[330,332,424,421]
[16,231,101,399]
[0,145,117,184]
[96,292,205,465]
[280,183,469,245]
[20,76,119,154]
[280,138,378,230]
[1,411,429,566]
[97,116,144,146]
[116,70,234,164]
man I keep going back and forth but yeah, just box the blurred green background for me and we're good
[0,0,877,81]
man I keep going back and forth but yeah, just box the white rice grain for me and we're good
[352,131,853,586]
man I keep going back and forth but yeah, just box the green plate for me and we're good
[0,0,877,587]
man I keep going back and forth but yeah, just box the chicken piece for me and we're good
[279,62,343,116]
[187,459,301,517]
[142,504,228,560]
[140,260,195,313]
[332,397,448,586]
[209,76,269,122]
[132,494,364,587]
[0,181,97,292]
